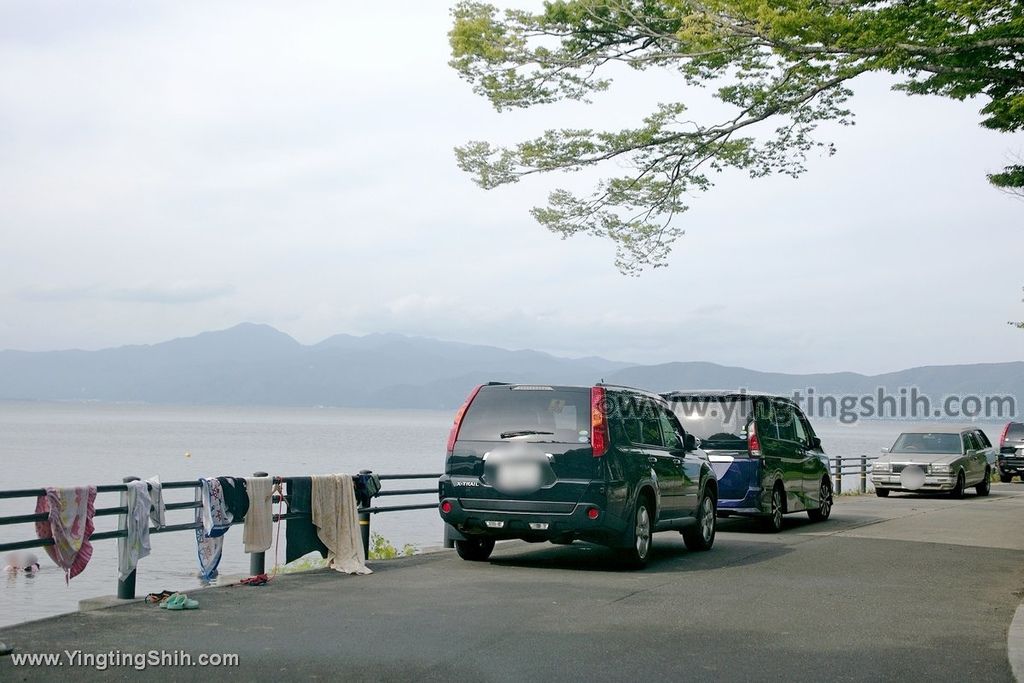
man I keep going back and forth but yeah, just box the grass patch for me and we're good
[369,532,416,560]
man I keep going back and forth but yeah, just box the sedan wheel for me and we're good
[950,471,966,499]
[975,470,991,496]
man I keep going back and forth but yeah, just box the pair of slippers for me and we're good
[159,593,199,610]
[146,589,175,604]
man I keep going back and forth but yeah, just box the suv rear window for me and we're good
[457,386,590,443]
[1007,423,1024,440]
[667,396,753,448]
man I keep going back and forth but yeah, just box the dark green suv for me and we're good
[439,383,718,567]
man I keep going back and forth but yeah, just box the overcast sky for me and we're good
[1,1,1022,374]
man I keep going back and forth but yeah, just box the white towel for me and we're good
[117,480,152,580]
[147,476,165,529]
[311,474,371,575]
[243,477,274,553]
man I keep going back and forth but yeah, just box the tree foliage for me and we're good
[449,0,1024,274]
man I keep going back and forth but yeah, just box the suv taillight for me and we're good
[591,386,609,457]
[1000,423,1011,448]
[446,385,482,456]
[748,422,762,457]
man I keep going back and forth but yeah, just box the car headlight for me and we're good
[872,462,890,473]
[930,463,950,473]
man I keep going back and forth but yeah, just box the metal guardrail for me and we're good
[832,455,879,494]
[0,457,881,599]
[0,470,440,600]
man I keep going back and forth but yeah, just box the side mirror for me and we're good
[880,447,889,454]
[966,449,978,458]
[683,433,699,451]
[810,436,822,450]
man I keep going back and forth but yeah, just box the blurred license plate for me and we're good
[497,461,541,490]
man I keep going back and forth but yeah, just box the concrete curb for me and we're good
[1010,603,1024,683]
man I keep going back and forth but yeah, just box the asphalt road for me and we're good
[3,487,1024,682]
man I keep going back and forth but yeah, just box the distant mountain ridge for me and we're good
[0,323,1020,413]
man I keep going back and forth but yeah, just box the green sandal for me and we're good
[161,593,199,610]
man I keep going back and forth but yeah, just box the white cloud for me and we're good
[0,1,1021,374]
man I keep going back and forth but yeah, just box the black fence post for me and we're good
[116,476,140,600]
[835,456,843,495]
[358,469,372,560]
[860,456,867,494]
[249,471,268,576]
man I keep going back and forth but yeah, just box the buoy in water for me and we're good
[185,451,191,458]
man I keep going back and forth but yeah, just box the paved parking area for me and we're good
[3,486,1024,681]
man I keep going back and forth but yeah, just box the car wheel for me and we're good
[975,469,991,496]
[455,537,495,562]
[760,486,784,533]
[950,471,965,499]
[682,490,716,551]
[619,496,653,568]
[999,474,1012,483]
[807,479,832,521]
[875,488,890,498]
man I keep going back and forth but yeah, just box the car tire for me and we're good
[875,488,890,498]
[999,474,1013,483]
[455,537,495,562]
[950,471,966,499]
[619,496,653,568]
[760,485,784,533]
[975,469,991,496]
[807,478,832,522]
[682,490,716,551]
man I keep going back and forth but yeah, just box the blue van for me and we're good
[662,392,832,532]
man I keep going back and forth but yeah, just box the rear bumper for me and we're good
[438,497,625,544]
[716,487,765,516]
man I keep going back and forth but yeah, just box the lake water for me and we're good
[0,401,1005,628]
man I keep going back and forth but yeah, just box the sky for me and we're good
[1,1,1022,375]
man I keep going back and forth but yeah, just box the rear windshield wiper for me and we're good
[499,430,555,439]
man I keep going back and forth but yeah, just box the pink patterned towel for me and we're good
[35,486,97,583]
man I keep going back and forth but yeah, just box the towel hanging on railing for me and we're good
[285,478,329,563]
[243,476,273,553]
[147,475,165,529]
[118,480,152,580]
[312,474,372,576]
[195,477,232,581]
[34,486,97,583]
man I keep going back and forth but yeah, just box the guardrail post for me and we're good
[358,469,372,560]
[116,476,140,600]
[860,456,867,494]
[835,456,842,495]
[249,471,268,576]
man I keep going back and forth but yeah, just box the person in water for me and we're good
[4,551,40,573]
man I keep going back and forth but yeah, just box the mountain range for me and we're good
[0,323,1020,414]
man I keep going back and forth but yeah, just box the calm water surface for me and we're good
[0,401,1004,627]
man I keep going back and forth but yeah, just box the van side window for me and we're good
[797,413,818,449]
[774,403,797,442]
[974,430,991,448]
[755,400,779,439]
[791,412,809,446]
